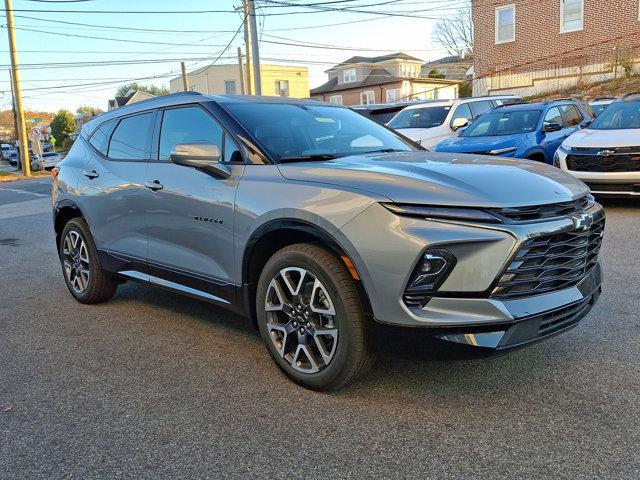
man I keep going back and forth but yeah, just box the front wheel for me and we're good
[256,243,373,391]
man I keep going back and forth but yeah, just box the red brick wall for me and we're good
[311,81,402,105]
[473,0,640,79]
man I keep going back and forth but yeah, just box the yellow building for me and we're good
[169,63,310,98]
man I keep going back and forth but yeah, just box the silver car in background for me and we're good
[52,92,604,390]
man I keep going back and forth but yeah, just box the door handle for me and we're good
[82,170,99,179]
[144,180,164,191]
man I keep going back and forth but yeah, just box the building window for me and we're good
[495,4,515,44]
[386,89,401,102]
[275,80,289,97]
[560,0,584,33]
[224,80,236,95]
[360,90,375,105]
[343,68,356,83]
[329,95,343,105]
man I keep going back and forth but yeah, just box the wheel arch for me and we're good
[53,200,85,250]
[241,219,374,326]
[524,148,547,163]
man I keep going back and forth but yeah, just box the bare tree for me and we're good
[431,0,473,58]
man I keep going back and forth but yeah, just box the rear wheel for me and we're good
[256,243,373,391]
[59,218,118,304]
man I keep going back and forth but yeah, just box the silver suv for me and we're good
[52,92,604,390]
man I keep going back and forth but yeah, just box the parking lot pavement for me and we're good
[1,178,639,479]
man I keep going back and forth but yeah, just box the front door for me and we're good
[144,105,245,303]
[540,106,567,160]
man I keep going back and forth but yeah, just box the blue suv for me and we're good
[433,100,593,164]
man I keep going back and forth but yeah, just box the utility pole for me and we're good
[247,0,262,95]
[4,0,30,176]
[181,62,189,92]
[8,69,18,147]
[242,0,252,95]
[237,47,246,95]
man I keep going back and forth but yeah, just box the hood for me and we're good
[434,133,527,153]
[395,127,441,142]
[277,151,588,208]
[563,127,640,148]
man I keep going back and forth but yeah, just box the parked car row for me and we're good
[2,148,64,171]
[351,92,636,197]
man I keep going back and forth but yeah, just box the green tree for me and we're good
[50,109,76,145]
[115,83,169,98]
[76,105,103,116]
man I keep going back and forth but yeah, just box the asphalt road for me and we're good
[1,177,639,479]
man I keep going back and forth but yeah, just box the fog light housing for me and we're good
[403,249,456,308]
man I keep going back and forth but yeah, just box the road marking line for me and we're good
[0,186,47,197]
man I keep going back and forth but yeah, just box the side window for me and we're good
[108,112,154,160]
[450,103,473,127]
[561,105,582,127]
[158,106,223,161]
[543,107,564,127]
[470,100,493,118]
[223,135,243,164]
[88,119,117,155]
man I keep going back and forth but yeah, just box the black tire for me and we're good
[256,243,374,391]
[59,217,118,304]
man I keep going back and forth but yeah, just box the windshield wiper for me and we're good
[278,154,339,163]
[361,148,406,154]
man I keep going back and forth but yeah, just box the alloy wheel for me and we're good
[62,230,90,294]
[265,267,338,374]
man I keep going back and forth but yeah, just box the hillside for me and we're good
[527,75,640,102]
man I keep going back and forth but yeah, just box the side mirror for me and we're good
[451,117,469,131]
[169,142,231,179]
[543,122,563,133]
[580,119,592,128]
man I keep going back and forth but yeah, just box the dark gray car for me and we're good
[52,92,604,390]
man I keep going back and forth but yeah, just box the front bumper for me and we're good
[339,201,604,346]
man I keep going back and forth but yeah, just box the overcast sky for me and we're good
[0,0,460,113]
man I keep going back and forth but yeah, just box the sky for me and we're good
[0,0,462,114]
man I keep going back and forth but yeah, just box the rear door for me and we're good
[143,104,245,302]
[78,111,155,269]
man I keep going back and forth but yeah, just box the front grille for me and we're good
[536,295,594,336]
[488,196,589,222]
[492,217,605,299]
[567,150,640,172]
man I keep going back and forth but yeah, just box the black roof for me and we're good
[330,52,423,70]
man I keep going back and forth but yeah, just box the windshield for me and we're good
[223,103,414,162]
[590,103,610,116]
[462,110,541,137]
[589,101,640,130]
[387,106,450,129]
[43,153,58,157]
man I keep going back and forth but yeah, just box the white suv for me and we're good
[387,95,522,149]
[555,93,640,196]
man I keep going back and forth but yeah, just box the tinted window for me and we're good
[387,106,450,129]
[89,119,117,155]
[108,112,154,160]
[159,106,223,161]
[223,135,242,164]
[470,100,493,118]
[462,110,542,137]
[543,107,564,127]
[590,101,640,130]
[223,103,413,161]
[43,152,59,158]
[450,103,473,127]
[561,105,582,126]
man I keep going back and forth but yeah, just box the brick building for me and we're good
[472,0,640,97]
[310,53,460,106]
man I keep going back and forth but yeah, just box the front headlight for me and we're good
[382,203,501,223]
[488,146,518,155]
[558,144,572,154]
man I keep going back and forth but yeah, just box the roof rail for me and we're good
[593,96,616,101]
